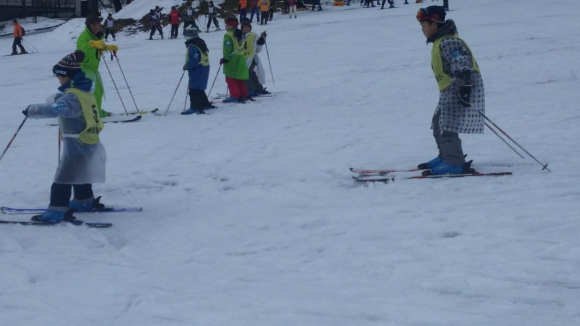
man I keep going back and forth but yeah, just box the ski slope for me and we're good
[1,0,579,325]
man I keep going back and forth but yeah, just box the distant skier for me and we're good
[182,26,214,115]
[381,0,395,9]
[249,0,260,23]
[288,0,297,18]
[22,50,107,222]
[416,6,485,175]
[183,5,198,32]
[241,19,269,96]
[239,0,248,20]
[206,1,221,32]
[220,17,250,103]
[258,0,270,25]
[11,19,27,55]
[169,6,183,39]
[104,13,116,41]
[77,13,118,117]
[149,7,164,39]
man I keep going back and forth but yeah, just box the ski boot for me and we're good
[70,196,106,212]
[32,208,76,223]
[418,157,443,170]
[223,97,239,103]
[181,108,205,115]
[422,160,475,176]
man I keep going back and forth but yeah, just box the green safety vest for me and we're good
[243,33,256,59]
[65,88,104,145]
[186,44,209,66]
[431,34,480,91]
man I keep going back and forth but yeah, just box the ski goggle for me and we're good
[416,8,443,23]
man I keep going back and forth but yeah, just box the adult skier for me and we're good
[76,13,118,118]
[206,1,221,32]
[288,0,297,18]
[104,13,116,41]
[249,0,260,23]
[416,6,485,175]
[22,50,107,222]
[239,0,248,20]
[241,19,269,96]
[258,0,270,25]
[221,17,250,103]
[169,6,183,39]
[182,26,213,115]
[11,19,27,55]
[149,8,164,39]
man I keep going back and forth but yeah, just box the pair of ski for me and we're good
[350,166,512,183]
[212,91,287,99]
[103,108,161,123]
[0,206,143,228]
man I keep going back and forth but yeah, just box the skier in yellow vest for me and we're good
[416,6,485,175]
[22,50,108,222]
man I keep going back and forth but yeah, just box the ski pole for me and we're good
[485,122,524,159]
[264,41,275,85]
[164,71,186,116]
[22,38,39,52]
[58,129,61,163]
[475,109,550,172]
[100,50,129,115]
[207,64,221,98]
[0,117,27,163]
[183,88,189,112]
[113,51,141,114]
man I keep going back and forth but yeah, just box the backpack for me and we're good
[21,26,25,36]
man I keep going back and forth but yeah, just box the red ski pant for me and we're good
[225,77,249,99]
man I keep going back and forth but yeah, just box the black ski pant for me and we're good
[260,11,269,24]
[150,24,163,38]
[207,16,219,29]
[171,24,179,38]
[105,27,116,40]
[12,37,26,53]
[189,88,211,110]
[432,110,465,167]
[381,0,394,8]
[245,61,264,95]
[311,0,322,10]
[50,183,94,209]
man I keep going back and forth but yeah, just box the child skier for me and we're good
[221,17,250,103]
[206,1,221,32]
[182,26,214,115]
[416,6,485,175]
[104,13,116,41]
[241,18,270,96]
[22,50,107,222]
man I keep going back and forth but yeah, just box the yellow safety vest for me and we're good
[431,34,480,91]
[243,33,256,59]
[65,88,104,144]
[186,44,209,66]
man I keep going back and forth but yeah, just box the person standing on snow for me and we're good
[288,0,297,18]
[77,13,118,118]
[206,1,221,32]
[22,50,107,222]
[220,17,250,103]
[239,0,248,20]
[11,19,27,55]
[258,0,270,25]
[149,8,164,39]
[241,19,270,96]
[104,13,116,41]
[169,6,183,39]
[416,6,485,175]
[182,26,214,115]
[183,5,198,32]
[249,0,260,23]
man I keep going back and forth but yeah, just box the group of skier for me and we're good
[15,4,484,223]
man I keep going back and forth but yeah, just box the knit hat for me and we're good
[224,17,239,29]
[416,6,446,23]
[241,18,252,28]
[85,13,103,26]
[184,26,200,40]
[52,50,85,78]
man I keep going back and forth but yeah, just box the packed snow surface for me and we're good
[1,0,579,325]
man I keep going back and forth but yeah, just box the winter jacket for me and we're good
[105,17,114,28]
[185,37,210,90]
[243,32,266,84]
[13,23,23,37]
[222,29,249,80]
[428,20,485,134]
[169,9,181,24]
[252,0,259,8]
[288,0,296,6]
[240,0,248,8]
[258,0,270,11]
[26,72,106,184]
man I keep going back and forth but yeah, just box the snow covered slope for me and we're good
[0,0,579,325]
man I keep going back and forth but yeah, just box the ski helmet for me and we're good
[184,26,200,40]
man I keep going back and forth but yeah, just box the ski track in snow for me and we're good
[1,0,580,325]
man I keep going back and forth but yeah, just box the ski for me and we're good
[115,108,159,116]
[2,52,37,57]
[350,167,423,175]
[0,219,112,228]
[353,171,513,183]
[214,91,286,99]
[1,206,143,215]
[101,115,143,123]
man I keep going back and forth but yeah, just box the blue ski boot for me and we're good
[418,157,443,170]
[429,162,464,175]
[32,208,76,223]
[223,97,239,103]
[70,196,106,212]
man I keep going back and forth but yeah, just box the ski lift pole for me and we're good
[165,71,186,116]
[113,51,141,114]
[100,50,129,115]
[264,41,275,85]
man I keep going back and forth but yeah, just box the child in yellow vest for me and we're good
[416,6,485,175]
[22,50,108,222]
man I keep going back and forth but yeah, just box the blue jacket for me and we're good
[185,38,210,90]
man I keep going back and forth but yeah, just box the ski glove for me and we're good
[105,44,119,51]
[458,85,472,107]
[261,31,267,38]
[89,40,106,50]
[22,105,30,117]
[220,58,228,65]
